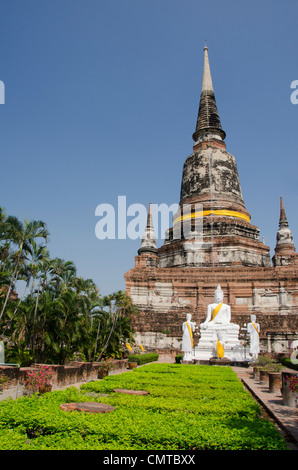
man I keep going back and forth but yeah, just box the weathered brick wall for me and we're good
[125,263,298,353]
[0,359,129,391]
[0,365,20,387]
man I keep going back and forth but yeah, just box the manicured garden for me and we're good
[0,363,287,450]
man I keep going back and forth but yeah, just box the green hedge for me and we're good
[280,357,298,371]
[175,354,183,364]
[0,363,287,450]
[128,352,159,365]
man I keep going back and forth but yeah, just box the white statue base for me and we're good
[192,323,250,362]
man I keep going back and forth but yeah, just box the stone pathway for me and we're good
[232,366,298,450]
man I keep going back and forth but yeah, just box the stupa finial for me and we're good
[192,45,226,143]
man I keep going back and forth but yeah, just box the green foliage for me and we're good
[255,355,272,367]
[255,355,283,372]
[0,364,287,450]
[127,353,159,365]
[5,344,33,367]
[280,357,298,371]
[0,373,9,392]
[175,354,183,364]
[0,206,138,365]
[264,363,283,373]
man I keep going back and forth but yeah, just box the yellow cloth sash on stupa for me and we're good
[212,302,223,320]
[252,322,259,335]
[217,339,224,359]
[173,209,251,225]
[186,321,193,348]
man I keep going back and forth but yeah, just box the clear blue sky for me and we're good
[0,0,297,295]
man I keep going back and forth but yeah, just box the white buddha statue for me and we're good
[195,285,243,361]
[201,285,231,329]
[247,314,260,360]
[182,313,196,361]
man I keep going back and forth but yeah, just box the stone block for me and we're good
[113,389,149,395]
[60,402,115,413]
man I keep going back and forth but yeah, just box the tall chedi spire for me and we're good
[192,44,226,143]
[138,203,157,255]
[273,197,297,266]
[137,203,159,268]
[157,44,271,268]
[180,44,246,210]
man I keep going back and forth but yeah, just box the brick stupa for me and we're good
[124,45,298,355]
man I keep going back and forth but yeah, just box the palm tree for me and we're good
[0,217,49,322]
[0,211,17,307]
[0,208,14,276]
[1,207,139,365]
[30,245,51,326]
[47,258,77,297]
[74,277,99,300]
[88,291,138,362]
[37,289,89,364]
[27,240,50,294]
[6,241,49,321]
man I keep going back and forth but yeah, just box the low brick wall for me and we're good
[268,372,282,393]
[0,359,129,392]
[0,365,20,388]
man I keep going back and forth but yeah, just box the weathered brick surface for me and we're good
[0,359,129,390]
[125,264,298,353]
[268,372,282,393]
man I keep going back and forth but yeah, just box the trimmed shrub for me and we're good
[127,353,159,365]
[280,357,298,371]
[0,363,287,450]
[175,354,183,364]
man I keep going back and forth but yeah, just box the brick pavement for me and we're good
[232,366,298,450]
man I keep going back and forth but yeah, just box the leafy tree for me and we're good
[88,291,138,362]
[0,206,138,366]
[0,216,48,321]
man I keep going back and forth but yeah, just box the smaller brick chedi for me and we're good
[124,45,298,355]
